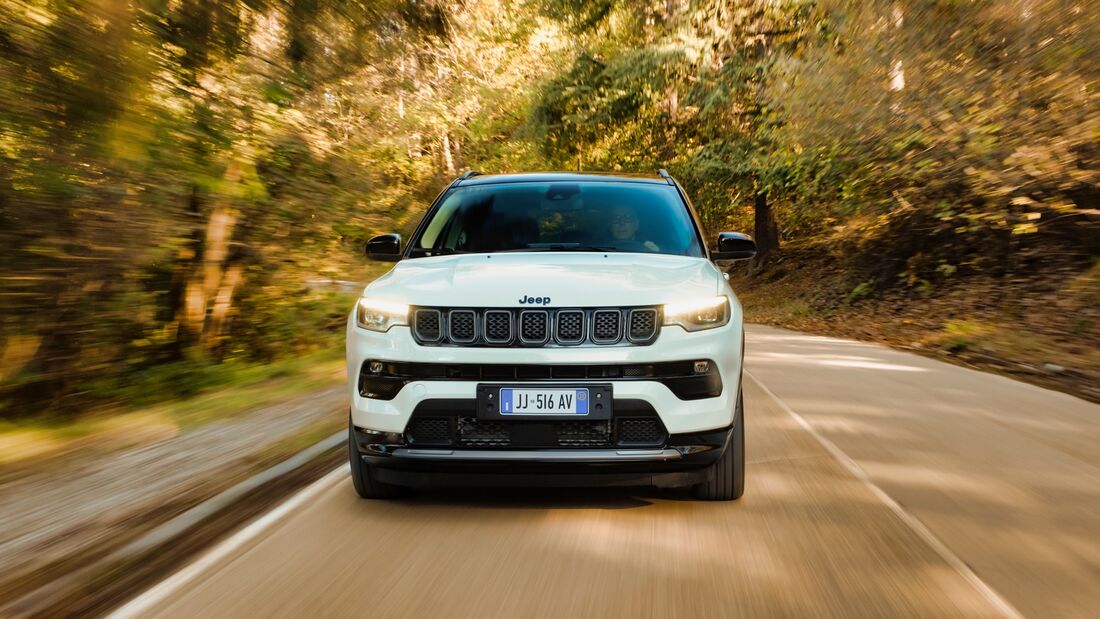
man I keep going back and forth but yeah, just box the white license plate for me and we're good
[499,388,589,416]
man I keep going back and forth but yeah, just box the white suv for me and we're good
[346,171,756,500]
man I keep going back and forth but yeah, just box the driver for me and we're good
[609,205,659,251]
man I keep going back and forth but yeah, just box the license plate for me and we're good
[499,387,589,416]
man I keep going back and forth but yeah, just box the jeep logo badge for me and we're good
[519,295,551,305]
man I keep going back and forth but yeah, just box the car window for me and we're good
[410,182,704,257]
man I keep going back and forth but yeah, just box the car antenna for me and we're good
[658,169,675,185]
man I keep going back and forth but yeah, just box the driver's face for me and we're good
[610,208,640,240]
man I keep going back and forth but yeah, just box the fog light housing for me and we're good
[693,360,709,374]
[368,360,384,374]
[361,429,403,444]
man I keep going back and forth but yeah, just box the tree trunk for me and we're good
[177,162,241,354]
[194,204,237,350]
[753,191,779,266]
[206,263,243,354]
[174,186,204,353]
[889,3,905,91]
[441,130,455,174]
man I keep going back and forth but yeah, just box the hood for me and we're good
[363,253,722,307]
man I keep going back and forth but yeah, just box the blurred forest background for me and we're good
[1,0,1097,418]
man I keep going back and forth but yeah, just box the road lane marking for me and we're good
[109,466,347,619]
[745,370,1026,619]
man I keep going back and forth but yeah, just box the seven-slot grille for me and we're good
[410,307,660,347]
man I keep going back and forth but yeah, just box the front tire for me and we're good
[348,420,403,499]
[693,389,745,501]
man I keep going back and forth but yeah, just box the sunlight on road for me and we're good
[753,351,930,373]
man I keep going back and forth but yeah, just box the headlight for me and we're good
[663,296,730,332]
[355,297,409,332]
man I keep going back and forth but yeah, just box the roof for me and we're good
[456,172,671,186]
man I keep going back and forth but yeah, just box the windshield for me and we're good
[410,181,705,257]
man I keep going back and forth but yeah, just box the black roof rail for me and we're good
[658,168,675,185]
[457,170,482,182]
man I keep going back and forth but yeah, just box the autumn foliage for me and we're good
[1,0,1096,415]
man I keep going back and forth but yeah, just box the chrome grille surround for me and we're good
[409,307,659,347]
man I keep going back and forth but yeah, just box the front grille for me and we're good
[591,310,622,344]
[628,309,657,342]
[448,310,477,343]
[484,310,512,343]
[413,309,442,342]
[404,415,668,449]
[519,311,549,344]
[410,306,659,347]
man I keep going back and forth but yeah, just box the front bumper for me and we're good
[346,315,744,436]
[351,424,734,488]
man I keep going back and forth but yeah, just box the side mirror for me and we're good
[366,233,402,262]
[711,232,757,261]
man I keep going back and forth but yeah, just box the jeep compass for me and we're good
[346,171,756,500]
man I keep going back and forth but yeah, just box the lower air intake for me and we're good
[616,418,666,446]
[406,417,452,446]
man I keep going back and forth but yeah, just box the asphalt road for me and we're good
[113,325,1100,618]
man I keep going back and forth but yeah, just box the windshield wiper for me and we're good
[407,248,470,257]
[496,244,620,253]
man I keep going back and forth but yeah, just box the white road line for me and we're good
[745,370,1026,619]
[109,467,347,619]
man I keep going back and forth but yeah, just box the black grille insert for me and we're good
[484,310,513,344]
[519,310,550,344]
[448,310,477,343]
[555,310,585,344]
[414,309,442,342]
[628,309,657,342]
[591,310,622,344]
